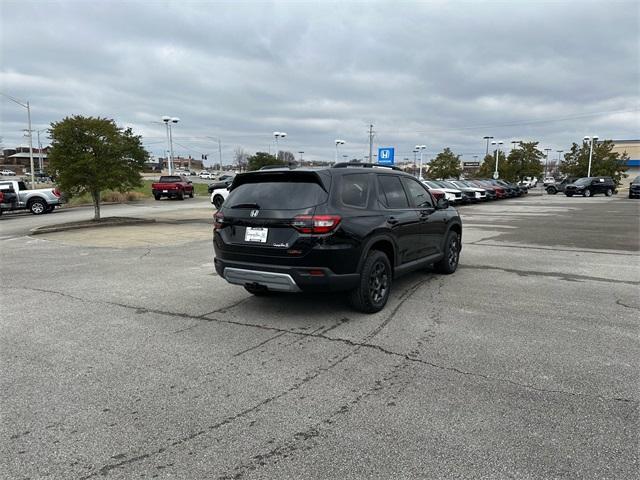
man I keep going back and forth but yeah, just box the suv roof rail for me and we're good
[332,162,402,171]
[259,164,297,170]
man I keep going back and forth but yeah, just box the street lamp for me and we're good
[583,135,598,177]
[491,140,504,179]
[334,139,345,163]
[543,148,552,177]
[162,116,179,174]
[415,144,426,180]
[2,93,35,187]
[556,150,564,176]
[273,132,287,160]
[483,136,494,156]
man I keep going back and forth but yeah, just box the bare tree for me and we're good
[278,150,296,166]
[234,147,249,171]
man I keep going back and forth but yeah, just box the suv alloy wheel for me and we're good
[434,231,460,274]
[583,188,591,197]
[349,250,392,313]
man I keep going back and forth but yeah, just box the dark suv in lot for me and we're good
[213,164,463,313]
[629,176,640,199]
[564,177,616,197]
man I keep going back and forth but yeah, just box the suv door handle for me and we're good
[387,216,399,225]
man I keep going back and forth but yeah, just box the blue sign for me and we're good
[378,147,395,165]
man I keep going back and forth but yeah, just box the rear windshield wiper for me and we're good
[230,203,261,209]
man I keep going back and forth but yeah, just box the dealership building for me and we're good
[609,139,640,179]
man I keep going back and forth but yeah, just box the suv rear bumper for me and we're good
[214,257,360,293]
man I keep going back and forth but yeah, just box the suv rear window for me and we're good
[377,175,409,209]
[226,181,328,210]
[340,173,370,208]
[159,176,182,182]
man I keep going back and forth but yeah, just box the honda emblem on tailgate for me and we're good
[250,209,259,217]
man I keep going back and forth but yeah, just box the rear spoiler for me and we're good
[230,170,330,192]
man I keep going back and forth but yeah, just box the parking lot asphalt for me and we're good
[1,194,638,479]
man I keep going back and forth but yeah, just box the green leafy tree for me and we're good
[504,141,544,182]
[477,152,507,179]
[247,151,285,171]
[560,139,628,185]
[427,147,462,179]
[48,116,148,220]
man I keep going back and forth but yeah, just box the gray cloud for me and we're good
[1,0,638,164]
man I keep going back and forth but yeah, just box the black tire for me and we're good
[348,250,392,314]
[154,194,161,200]
[434,231,460,274]
[28,198,46,215]
[244,285,273,296]
[189,189,194,198]
[45,205,55,213]
[213,195,224,209]
[605,188,613,197]
[547,187,557,195]
[177,190,184,200]
[583,189,591,197]
[566,193,573,197]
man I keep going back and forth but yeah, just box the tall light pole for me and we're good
[544,148,552,177]
[335,139,345,163]
[273,132,287,160]
[2,93,35,187]
[298,151,304,163]
[483,136,494,157]
[415,144,426,180]
[162,116,179,174]
[556,150,564,176]
[491,140,504,179]
[583,135,598,177]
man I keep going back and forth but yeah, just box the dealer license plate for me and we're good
[162,190,168,193]
[245,227,268,243]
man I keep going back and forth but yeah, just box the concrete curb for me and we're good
[30,217,156,235]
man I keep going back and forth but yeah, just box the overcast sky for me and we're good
[1,0,638,165]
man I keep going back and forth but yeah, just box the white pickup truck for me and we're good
[0,180,64,215]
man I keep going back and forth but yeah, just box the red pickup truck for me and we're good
[151,175,194,200]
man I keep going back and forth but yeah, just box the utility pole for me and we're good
[368,124,374,164]
[218,138,222,171]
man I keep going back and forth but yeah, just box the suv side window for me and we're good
[340,173,370,208]
[401,177,434,208]
[377,175,409,209]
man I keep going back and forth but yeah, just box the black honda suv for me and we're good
[213,163,463,313]
[564,177,616,197]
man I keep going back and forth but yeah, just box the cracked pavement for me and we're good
[1,194,639,479]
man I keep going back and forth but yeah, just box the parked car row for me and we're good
[422,179,528,204]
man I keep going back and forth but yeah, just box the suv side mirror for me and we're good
[436,197,449,209]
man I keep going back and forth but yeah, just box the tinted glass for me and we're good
[425,181,441,189]
[159,176,181,182]
[340,173,370,208]
[402,178,433,208]
[225,181,327,210]
[377,175,409,209]
[574,178,591,185]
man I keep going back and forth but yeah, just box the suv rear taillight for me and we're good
[291,215,341,234]
[214,212,225,230]
[53,188,61,197]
